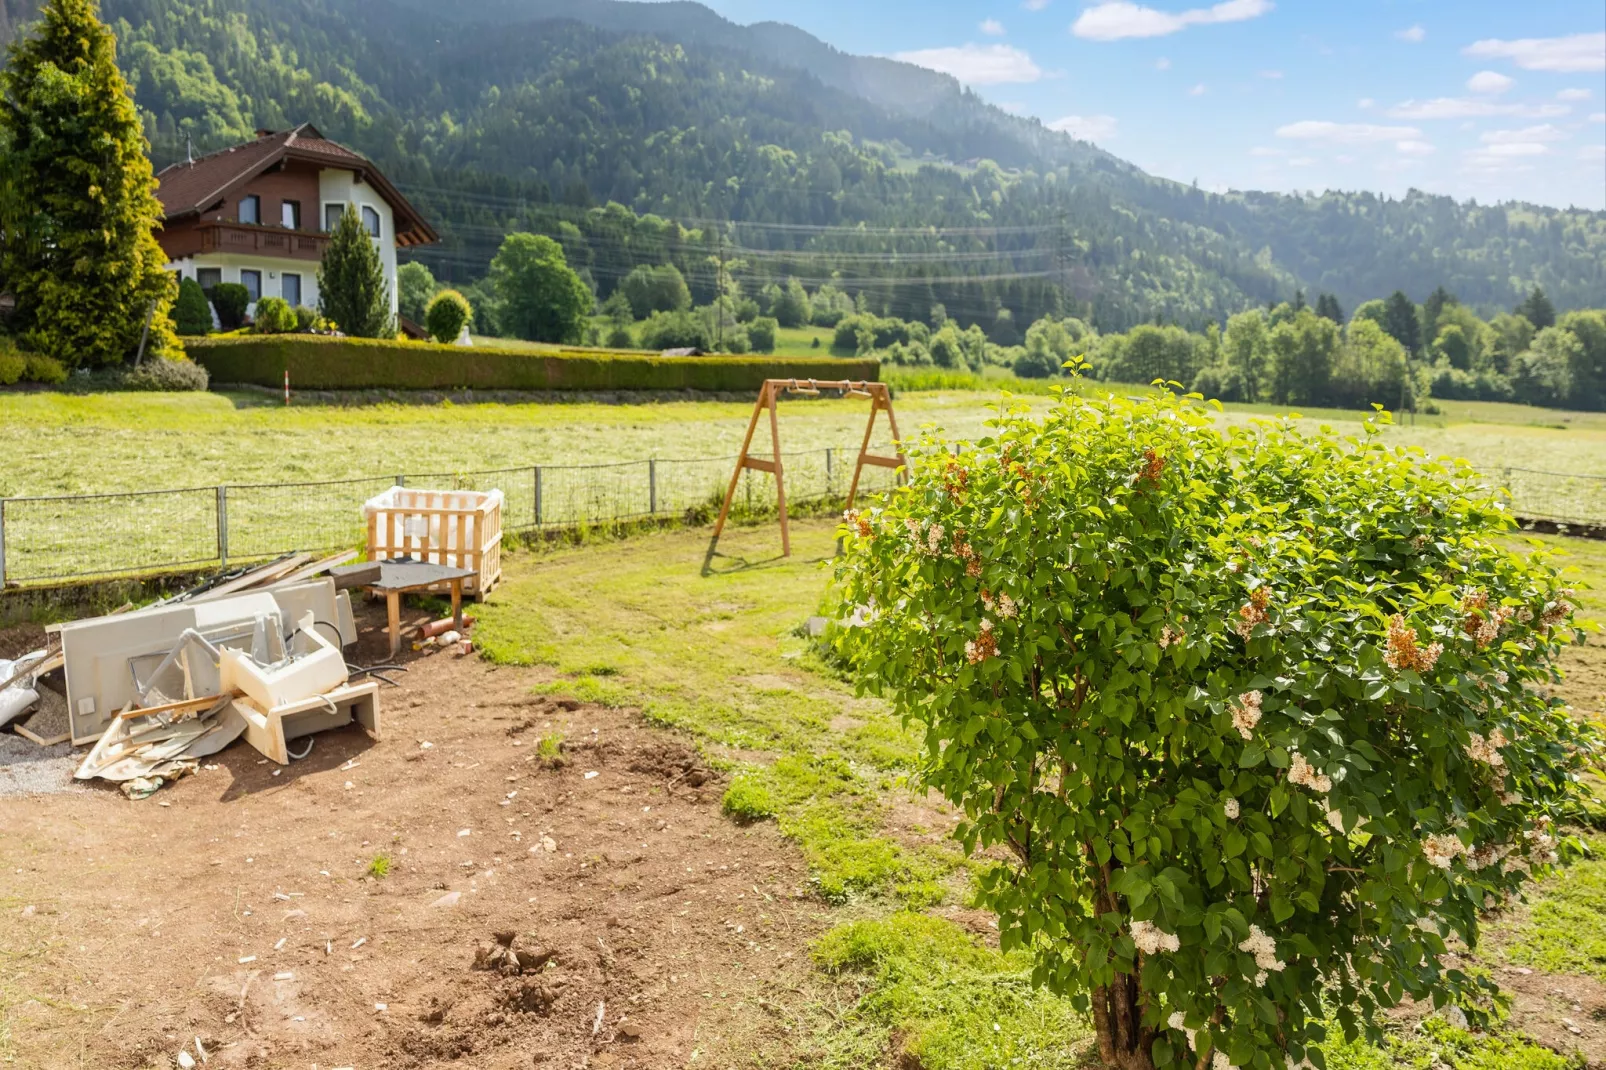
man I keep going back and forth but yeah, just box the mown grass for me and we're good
[471,518,1606,1068]
[4,381,1606,501]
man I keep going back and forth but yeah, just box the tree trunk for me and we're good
[1092,975,1156,1070]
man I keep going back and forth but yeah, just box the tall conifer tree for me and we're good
[0,0,177,367]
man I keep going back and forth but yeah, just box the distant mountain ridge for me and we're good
[2,0,1603,326]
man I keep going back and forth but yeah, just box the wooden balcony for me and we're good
[196,221,330,261]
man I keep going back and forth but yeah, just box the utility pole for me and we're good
[717,228,726,351]
[1055,209,1070,316]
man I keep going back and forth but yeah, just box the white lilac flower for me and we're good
[1422,833,1467,870]
[1231,690,1263,740]
[1287,752,1332,794]
[1238,924,1285,973]
[1224,797,1241,820]
[1130,919,1180,955]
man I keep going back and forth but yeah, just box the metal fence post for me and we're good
[534,466,544,527]
[825,447,834,495]
[216,485,229,570]
[395,474,406,488]
[648,459,658,516]
[0,498,7,589]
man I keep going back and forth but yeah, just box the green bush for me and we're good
[293,305,319,332]
[605,323,635,349]
[252,296,297,335]
[747,316,778,354]
[829,378,1598,1070]
[23,352,66,384]
[0,342,24,385]
[425,289,472,344]
[172,277,213,336]
[120,357,209,392]
[187,335,878,392]
[639,309,712,351]
[209,283,250,331]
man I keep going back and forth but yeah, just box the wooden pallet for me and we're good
[364,488,502,598]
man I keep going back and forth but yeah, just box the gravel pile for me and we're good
[0,730,81,796]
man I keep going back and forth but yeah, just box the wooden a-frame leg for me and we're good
[386,590,402,658]
[770,384,789,557]
[847,394,881,510]
[714,385,768,538]
[877,387,909,482]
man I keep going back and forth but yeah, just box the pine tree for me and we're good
[172,276,213,335]
[1517,286,1556,331]
[1314,293,1344,325]
[0,0,178,367]
[317,204,393,338]
[1422,285,1457,334]
[1382,290,1422,356]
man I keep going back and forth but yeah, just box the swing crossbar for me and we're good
[712,379,906,558]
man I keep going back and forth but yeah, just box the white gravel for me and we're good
[0,731,82,796]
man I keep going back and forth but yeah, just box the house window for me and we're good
[240,270,262,303]
[362,206,381,239]
[197,267,222,292]
[282,273,302,308]
[324,203,345,232]
[281,200,301,230]
[239,195,260,225]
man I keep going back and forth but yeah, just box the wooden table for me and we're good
[336,561,477,657]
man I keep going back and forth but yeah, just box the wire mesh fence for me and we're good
[1,459,1594,588]
[0,446,904,586]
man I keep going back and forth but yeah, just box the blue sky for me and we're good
[690,0,1606,209]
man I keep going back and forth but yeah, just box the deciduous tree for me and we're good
[490,233,592,344]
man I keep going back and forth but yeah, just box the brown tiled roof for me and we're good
[154,123,437,246]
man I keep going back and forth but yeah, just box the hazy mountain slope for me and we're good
[3,0,1602,323]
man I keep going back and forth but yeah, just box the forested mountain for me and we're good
[3,0,1603,332]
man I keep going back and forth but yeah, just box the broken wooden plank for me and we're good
[14,721,70,747]
[276,550,360,586]
[191,554,310,603]
[117,690,243,721]
[328,562,383,591]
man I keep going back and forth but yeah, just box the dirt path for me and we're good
[0,628,822,1070]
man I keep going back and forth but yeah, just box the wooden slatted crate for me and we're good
[362,487,503,598]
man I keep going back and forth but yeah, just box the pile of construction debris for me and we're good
[2,551,391,799]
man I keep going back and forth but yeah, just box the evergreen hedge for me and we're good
[187,335,879,392]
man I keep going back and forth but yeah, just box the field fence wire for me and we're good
[1494,467,1606,529]
[0,444,902,586]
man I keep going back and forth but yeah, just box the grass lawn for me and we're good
[466,518,1605,1068]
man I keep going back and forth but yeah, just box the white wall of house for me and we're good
[318,168,399,317]
[166,254,321,324]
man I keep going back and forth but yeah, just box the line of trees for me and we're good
[855,285,1604,413]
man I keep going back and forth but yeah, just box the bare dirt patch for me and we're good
[0,609,824,1069]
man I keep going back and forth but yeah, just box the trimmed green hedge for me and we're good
[188,335,880,392]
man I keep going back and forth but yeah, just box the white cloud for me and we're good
[1557,88,1592,102]
[1188,82,1207,96]
[891,43,1043,84]
[1385,97,1569,120]
[1288,156,1316,167]
[1394,25,1426,43]
[1022,0,1052,9]
[1480,124,1569,144]
[980,18,1006,36]
[1258,69,1283,79]
[1396,140,1437,156]
[1248,145,1286,156]
[1463,33,1606,74]
[1593,112,1606,123]
[1581,145,1606,162]
[1357,97,1375,110]
[1276,120,1421,144]
[1465,70,1514,95]
[1047,114,1119,141]
[1155,56,1172,69]
[1480,143,1549,158]
[1071,0,1273,42]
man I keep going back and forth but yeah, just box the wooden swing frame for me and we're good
[712,379,905,557]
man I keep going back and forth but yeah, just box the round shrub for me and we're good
[252,296,297,335]
[829,382,1597,1070]
[746,316,778,354]
[121,357,209,392]
[293,305,319,332]
[208,283,250,331]
[605,323,635,349]
[0,342,24,385]
[172,277,213,336]
[639,309,711,352]
[23,352,67,384]
[425,289,473,345]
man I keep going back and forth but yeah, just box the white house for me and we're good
[154,124,437,321]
